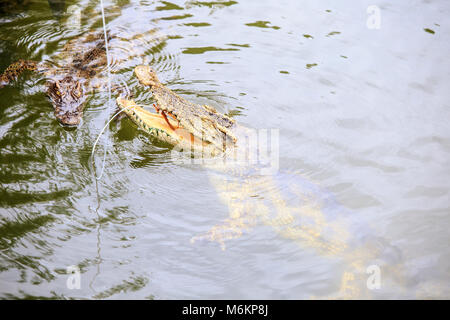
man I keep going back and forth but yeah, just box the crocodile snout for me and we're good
[57,112,82,126]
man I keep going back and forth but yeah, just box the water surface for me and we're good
[0,0,449,299]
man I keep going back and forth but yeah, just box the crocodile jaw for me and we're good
[133,65,237,150]
[116,97,207,148]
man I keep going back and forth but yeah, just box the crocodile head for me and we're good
[131,65,237,151]
[134,65,159,87]
[47,76,86,126]
[117,96,231,158]
[116,97,200,148]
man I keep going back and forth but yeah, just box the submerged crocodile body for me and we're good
[116,66,406,298]
[0,31,111,126]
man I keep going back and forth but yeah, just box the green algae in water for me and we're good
[327,31,341,37]
[245,21,280,30]
[160,13,193,20]
[227,43,250,48]
[182,46,239,54]
[424,28,435,34]
[184,22,211,27]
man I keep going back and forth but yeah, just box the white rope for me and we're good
[91,104,137,164]
[93,0,112,180]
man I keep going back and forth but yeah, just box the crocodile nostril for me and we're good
[61,116,80,126]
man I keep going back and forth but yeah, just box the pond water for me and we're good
[0,0,449,299]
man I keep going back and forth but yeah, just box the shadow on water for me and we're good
[0,1,32,15]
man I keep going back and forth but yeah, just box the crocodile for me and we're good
[0,31,112,126]
[137,65,236,149]
[0,29,163,126]
[116,65,407,298]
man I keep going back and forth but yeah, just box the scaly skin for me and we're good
[116,96,228,159]
[0,31,109,126]
[0,59,37,87]
[134,65,237,151]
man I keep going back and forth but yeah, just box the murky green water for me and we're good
[0,0,449,299]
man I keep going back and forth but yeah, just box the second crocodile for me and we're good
[0,31,114,126]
